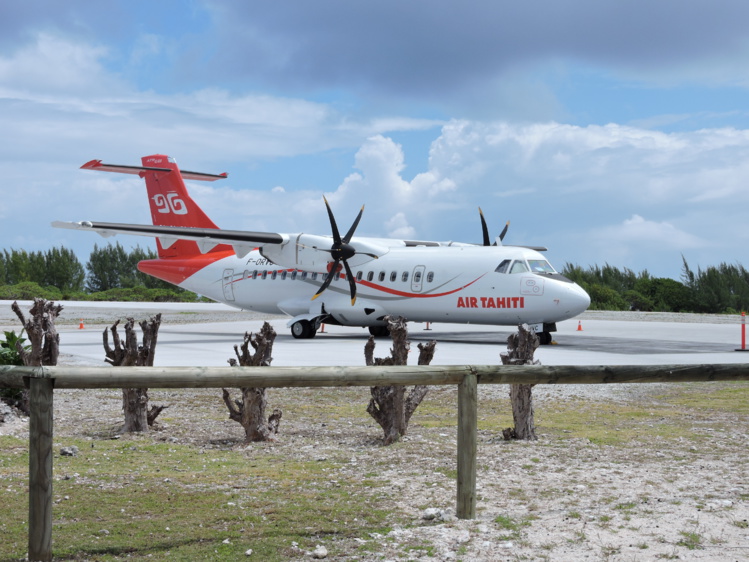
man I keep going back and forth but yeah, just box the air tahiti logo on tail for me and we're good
[152,192,187,214]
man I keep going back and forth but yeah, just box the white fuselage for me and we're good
[175,244,590,329]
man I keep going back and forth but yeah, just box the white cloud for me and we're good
[385,212,415,239]
[426,120,749,207]
[602,215,706,249]
[0,33,124,97]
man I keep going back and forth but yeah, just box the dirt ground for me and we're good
[2,304,749,560]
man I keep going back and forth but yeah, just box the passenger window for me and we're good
[427,272,434,283]
[311,272,318,281]
[243,270,250,279]
[367,271,374,282]
[301,271,307,280]
[335,272,341,281]
[402,271,409,282]
[510,260,529,274]
[261,270,268,280]
[390,271,397,282]
[271,271,278,280]
[495,259,511,274]
[414,271,422,283]
[291,270,297,280]
[281,271,287,280]
[379,271,386,282]
[356,271,363,281]
[252,270,258,279]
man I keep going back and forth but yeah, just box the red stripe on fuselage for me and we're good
[355,274,485,299]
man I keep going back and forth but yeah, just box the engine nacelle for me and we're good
[260,233,386,272]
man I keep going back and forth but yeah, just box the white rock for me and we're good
[312,544,328,559]
[244,549,253,556]
[455,529,471,544]
[422,507,441,520]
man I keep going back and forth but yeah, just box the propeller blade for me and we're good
[479,207,491,246]
[311,260,340,301]
[323,196,342,243]
[342,260,357,305]
[499,220,510,242]
[343,205,365,244]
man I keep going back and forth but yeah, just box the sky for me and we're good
[3,0,749,280]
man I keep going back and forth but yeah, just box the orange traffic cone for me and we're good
[79,319,85,330]
[577,321,583,331]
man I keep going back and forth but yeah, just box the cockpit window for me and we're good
[510,260,529,274]
[495,259,511,274]
[528,260,556,274]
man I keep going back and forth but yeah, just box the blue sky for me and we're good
[3,1,749,280]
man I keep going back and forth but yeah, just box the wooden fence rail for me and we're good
[2,362,749,562]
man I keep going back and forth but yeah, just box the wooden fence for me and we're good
[2,362,749,562]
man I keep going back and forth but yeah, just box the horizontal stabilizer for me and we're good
[80,159,228,182]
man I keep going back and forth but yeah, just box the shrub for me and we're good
[0,330,28,407]
[0,282,62,300]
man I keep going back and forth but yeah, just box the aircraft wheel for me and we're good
[368,325,390,338]
[538,331,552,345]
[291,320,314,339]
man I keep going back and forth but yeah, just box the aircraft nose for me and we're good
[571,283,591,314]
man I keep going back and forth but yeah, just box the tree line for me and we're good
[0,243,197,302]
[561,258,749,314]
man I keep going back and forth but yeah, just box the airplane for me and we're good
[53,154,590,344]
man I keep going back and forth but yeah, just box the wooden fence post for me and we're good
[457,372,477,519]
[28,376,53,561]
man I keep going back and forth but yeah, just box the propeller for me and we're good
[479,207,509,246]
[311,197,377,305]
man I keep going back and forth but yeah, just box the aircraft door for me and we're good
[222,269,236,301]
[411,265,426,293]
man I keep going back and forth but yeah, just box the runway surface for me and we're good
[3,301,743,368]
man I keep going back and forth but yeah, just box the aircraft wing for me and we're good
[52,220,287,258]
[51,220,389,268]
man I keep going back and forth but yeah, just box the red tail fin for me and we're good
[80,155,235,284]
[138,154,228,258]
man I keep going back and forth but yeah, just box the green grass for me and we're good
[0,436,396,560]
[658,382,749,414]
[676,530,703,550]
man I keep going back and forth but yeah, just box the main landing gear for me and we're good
[291,320,317,339]
[538,331,553,345]
[368,325,390,338]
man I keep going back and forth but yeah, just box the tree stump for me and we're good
[12,299,62,367]
[500,324,540,441]
[103,314,165,433]
[11,299,62,415]
[365,316,436,445]
[222,322,281,443]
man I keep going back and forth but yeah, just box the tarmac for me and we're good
[2,300,747,368]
